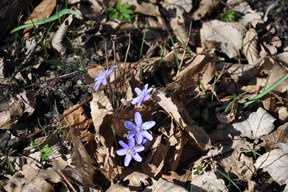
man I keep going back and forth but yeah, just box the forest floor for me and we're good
[0,0,288,191]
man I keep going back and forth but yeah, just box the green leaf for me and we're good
[11,9,82,34]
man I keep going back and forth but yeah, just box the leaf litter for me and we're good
[0,0,288,191]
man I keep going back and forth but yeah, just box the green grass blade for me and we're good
[11,9,82,34]
[224,91,249,113]
[242,73,288,109]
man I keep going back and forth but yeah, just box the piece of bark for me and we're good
[0,0,34,41]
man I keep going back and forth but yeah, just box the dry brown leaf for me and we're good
[162,0,192,13]
[192,0,221,20]
[106,183,130,192]
[200,20,245,58]
[123,171,150,187]
[191,170,228,192]
[23,0,57,33]
[260,58,288,92]
[154,89,211,150]
[162,4,189,43]
[0,91,34,130]
[230,1,263,27]
[143,135,170,177]
[243,28,260,65]
[262,123,288,144]
[254,143,288,187]
[80,0,104,20]
[61,104,92,141]
[122,0,161,17]
[144,178,188,192]
[162,170,192,183]
[167,54,215,91]
[89,91,116,179]
[4,163,62,192]
[218,150,255,180]
[232,107,276,139]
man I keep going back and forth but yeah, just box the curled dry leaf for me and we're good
[192,0,221,20]
[144,178,188,192]
[52,14,74,55]
[200,20,245,58]
[154,89,211,150]
[90,91,116,179]
[191,170,228,192]
[243,28,260,65]
[23,0,57,33]
[254,143,288,187]
[0,91,34,130]
[232,107,276,139]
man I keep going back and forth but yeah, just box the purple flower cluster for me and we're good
[132,84,153,107]
[116,112,155,166]
[94,71,155,166]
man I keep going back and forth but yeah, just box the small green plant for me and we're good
[220,10,235,22]
[40,144,54,161]
[30,140,54,162]
[107,2,134,22]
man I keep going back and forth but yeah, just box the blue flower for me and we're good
[132,84,153,107]
[116,138,145,166]
[124,112,155,144]
[94,65,117,91]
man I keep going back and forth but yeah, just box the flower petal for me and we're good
[127,131,136,139]
[137,100,143,107]
[132,97,142,105]
[143,84,148,91]
[134,87,142,95]
[128,138,135,147]
[134,146,145,152]
[124,121,136,130]
[93,82,101,91]
[142,131,153,141]
[142,121,156,130]
[134,112,142,126]
[102,78,107,85]
[116,149,127,156]
[124,154,132,166]
[146,87,153,93]
[132,153,142,162]
[135,132,143,144]
[143,94,149,101]
[119,140,128,148]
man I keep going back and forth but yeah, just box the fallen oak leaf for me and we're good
[232,107,276,139]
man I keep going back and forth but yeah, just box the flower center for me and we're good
[127,148,133,153]
[139,93,144,98]
[100,73,106,79]
[136,126,141,131]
